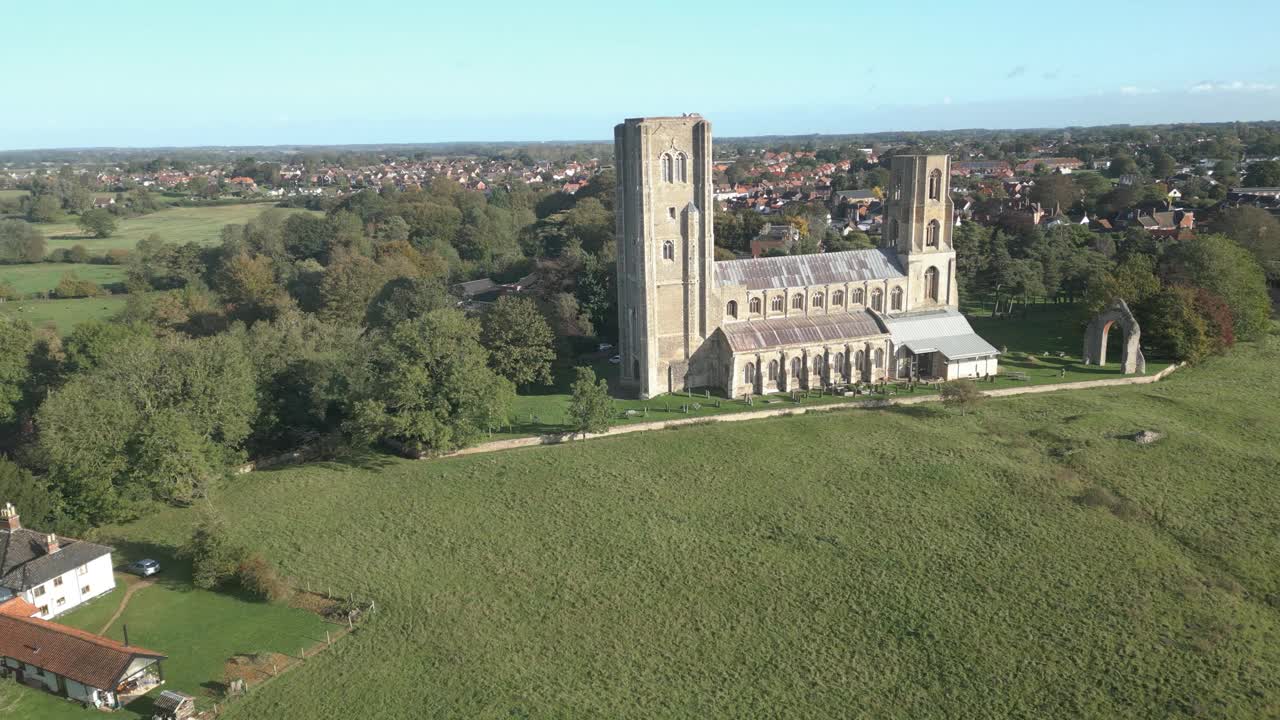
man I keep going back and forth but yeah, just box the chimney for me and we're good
[1,503,18,531]
[44,533,59,554]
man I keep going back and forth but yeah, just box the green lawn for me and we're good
[0,295,129,334]
[0,263,127,296]
[24,203,313,253]
[17,322,1272,719]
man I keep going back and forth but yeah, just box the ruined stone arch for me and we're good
[1083,298,1146,374]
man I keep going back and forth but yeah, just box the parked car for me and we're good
[609,355,621,364]
[597,343,614,352]
[126,559,161,577]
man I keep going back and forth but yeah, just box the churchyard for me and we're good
[503,301,1157,439]
[15,319,1273,719]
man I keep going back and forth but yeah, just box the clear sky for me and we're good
[3,0,1278,150]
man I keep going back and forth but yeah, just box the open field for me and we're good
[505,302,1151,438]
[21,203,313,253]
[0,263,127,296]
[0,295,129,334]
[39,322,1276,719]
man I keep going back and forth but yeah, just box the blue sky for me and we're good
[3,0,1278,149]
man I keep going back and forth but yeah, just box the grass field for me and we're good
[0,295,129,334]
[22,203,311,253]
[0,263,127,296]
[21,321,1270,719]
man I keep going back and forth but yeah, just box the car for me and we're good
[126,559,161,577]
[609,355,621,364]
[597,343,614,352]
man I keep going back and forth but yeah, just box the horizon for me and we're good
[5,0,1279,152]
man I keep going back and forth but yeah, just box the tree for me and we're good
[1162,235,1271,341]
[1029,174,1078,211]
[0,319,33,425]
[36,333,257,524]
[480,296,555,387]
[364,276,449,330]
[1214,206,1280,281]
[0,458,61,531]
[1140,286,1211,362]
[567,366,613,436]
[346,310,514,454]
[1244,160,1280,188]
[940,379,983,415]
[0,220,46,263]
[27,194,60,223]
[77,208,117,238]
[184,514,247,590]
[217,252,289,321]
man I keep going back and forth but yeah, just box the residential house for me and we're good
[0,597,166,711]
[0,503,115,619]
[750,223,800,258]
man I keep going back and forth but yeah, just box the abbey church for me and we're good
[615,114,1000,399]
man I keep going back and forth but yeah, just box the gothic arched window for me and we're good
[661,153,673,183]
[834,352,845,377]
[743,362,755,384]
[890,287,904,311]
[771,295,783,312]
[925,266,940,302]
[768,359,778,381]
[928,169,942,200]
[852,288,864,305]
[662,240,674,260]
[832,290,844,306]
[676,152,688,183]
[855,350,865,375]
[874,348,885,368]
[871,288,884,312]
[926,220,940,248]
[812,292,824,308]
[749,297,762,314]
[792,293,804,310]
[727,300,738,319]
[790,357,802,377]
[813,354,825,375]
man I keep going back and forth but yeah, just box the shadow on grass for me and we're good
[884,404,946,420]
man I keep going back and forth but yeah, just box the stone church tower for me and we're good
[884,155,959,309]
[614,116,718,398]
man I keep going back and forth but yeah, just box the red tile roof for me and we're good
[0,598,165,690]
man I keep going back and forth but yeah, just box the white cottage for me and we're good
[0,597,167,710]
[1,503,116,619]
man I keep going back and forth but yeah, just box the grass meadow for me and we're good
[50,321,1279,719]
[0,263,127,296]
[27,203,311,253]
[0,295,129,334]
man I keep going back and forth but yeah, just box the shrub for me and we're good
[237,553,290,602]
[940,379,983,415]
[1193,287,1235,353]
[54,272,104,299]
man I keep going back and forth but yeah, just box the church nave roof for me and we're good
[715,247,905,291]
[721,310,888,353]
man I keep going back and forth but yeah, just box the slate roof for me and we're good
[0,597,165,690]
[715,248,905,290]
[721,310,887,352]
[881,309,1000,360]
[0,527,113,593]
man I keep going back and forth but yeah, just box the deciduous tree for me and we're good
[480,296,555,387]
